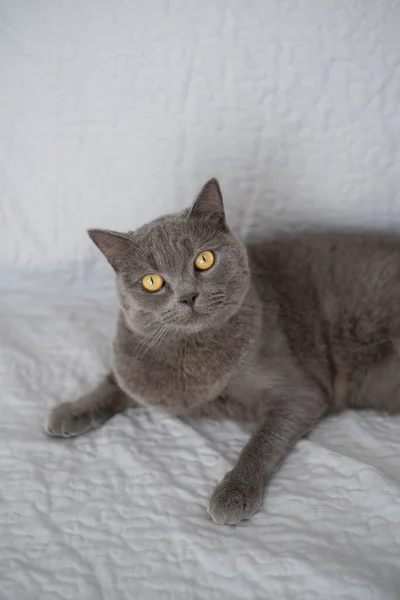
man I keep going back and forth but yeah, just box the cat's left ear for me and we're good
[87,229,133,271]
[190,178,225,225]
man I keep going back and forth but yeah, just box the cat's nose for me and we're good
[178,292,199,308]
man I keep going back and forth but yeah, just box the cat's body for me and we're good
[46,180,400,525]
[249,233,400,414]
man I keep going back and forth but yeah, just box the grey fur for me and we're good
[46,178,400,525]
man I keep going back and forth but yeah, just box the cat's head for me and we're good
[88,179,250,334]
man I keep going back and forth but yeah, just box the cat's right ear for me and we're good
[189,178,225,224]
[87,229,133,271]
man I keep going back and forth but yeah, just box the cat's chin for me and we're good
[167,316,216,335]
[165,307,235,335]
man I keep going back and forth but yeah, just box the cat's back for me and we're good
[247,232,400,300]
[248,234,400,409]
[247,232,400,407]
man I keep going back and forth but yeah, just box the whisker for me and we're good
[142,316,162,330]
[153,325,171,352]
[136,324,169,359]
[139,325,169,358]
[135,326,164,356]
[226,305,260,315]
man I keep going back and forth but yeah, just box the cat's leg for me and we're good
[45,373,135,438]
[207,390,327,525]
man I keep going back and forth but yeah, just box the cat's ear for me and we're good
[87,229,133,271]
[190,178,225,223]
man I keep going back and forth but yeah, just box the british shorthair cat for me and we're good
[46,179,400,524]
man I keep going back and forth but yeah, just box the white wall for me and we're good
[1,0,399,274]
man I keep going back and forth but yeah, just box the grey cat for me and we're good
[45,179,400,525]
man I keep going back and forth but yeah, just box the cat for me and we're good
[45,178,400,525]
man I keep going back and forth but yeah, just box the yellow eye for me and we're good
[194,250,215,271]
[141,274,164,292]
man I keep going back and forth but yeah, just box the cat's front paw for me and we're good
[44,402,94,438]
[207,471,264,525]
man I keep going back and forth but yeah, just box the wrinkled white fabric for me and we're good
[1,1,400,598]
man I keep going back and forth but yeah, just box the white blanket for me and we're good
[2,1,400,597]
[1,274,400,600]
